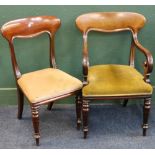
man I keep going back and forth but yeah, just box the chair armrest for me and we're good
[133,34,153,83]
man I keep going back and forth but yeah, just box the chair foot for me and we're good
[83,128,88,139]
[35,137,40,146]
[77,120,81,130]
[47,102,54,111]
[123,99,128,107]
[17,117,22,120]
[82,99,89,139]
[143,128,147,136]
[142,98,151,136]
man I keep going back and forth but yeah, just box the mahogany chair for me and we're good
[1,16,82,145]
[76,12,153,138]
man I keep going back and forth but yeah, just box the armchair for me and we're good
[76,12,153,138]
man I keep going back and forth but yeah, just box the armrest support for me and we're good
[133,33,153,83]
[82,33,89,85]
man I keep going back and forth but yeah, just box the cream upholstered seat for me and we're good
[18,68,83,103]
[83,65,153,97]
[1,16,83,145]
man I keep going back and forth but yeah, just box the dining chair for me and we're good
[76,12,153,138]
[1,16,83,145]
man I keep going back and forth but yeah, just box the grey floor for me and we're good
[0,103,155,149]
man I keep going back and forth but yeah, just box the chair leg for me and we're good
[31,106,40,146]
[17,87,24,119]
[82,99,89,139]
[142,98,151,136]
[47,102,54,111]
[76,93,82,130]
[123,99,128,107]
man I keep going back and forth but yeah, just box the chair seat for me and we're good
[18,68,83,103]
[83,65,153,97]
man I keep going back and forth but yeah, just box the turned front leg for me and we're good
[143,98,151,136]
[82,99,89,139]
[76,93,82,129]
[31,106,40,146]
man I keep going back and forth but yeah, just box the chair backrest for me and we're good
[75,12,146,79]
[1,16,61,79]
[76,12,146,33]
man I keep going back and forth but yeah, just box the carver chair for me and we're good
[76,12,153,138]
[1,16,83,145]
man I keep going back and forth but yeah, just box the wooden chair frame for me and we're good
[76,12,153,138]
[1,16,82,145]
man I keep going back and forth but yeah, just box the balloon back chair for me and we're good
[76,12,153,138]
[1,16,82,145]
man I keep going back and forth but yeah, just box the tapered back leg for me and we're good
[17,86,24,119]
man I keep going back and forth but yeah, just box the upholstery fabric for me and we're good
[83,65,153,97]
[18,68,82,103]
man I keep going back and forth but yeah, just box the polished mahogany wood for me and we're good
[82,99,89,138]
[76,12,153,85]
[123,99,128,107]
[17,86,24,119]
[143,98,151,136]
[1,16,60,80]
[76,12,146,33]
[47,102,54,111]
[76,91,82,129]
[76,12,153,138]
[1,16,82,145]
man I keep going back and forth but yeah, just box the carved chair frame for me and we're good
[1,16,82,145]
[76,12,153,138]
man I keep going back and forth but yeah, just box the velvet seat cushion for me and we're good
[18,68,83,103]
[83,65,153,97]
